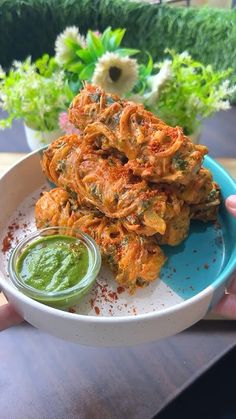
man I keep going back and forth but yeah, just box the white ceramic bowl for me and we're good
[0,150,235,346]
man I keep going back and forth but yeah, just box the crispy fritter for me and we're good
[41,134,190,239]
[36,84,221,293]
[35,188,166,293]
[190,181,220,222]
[69,84,208,184]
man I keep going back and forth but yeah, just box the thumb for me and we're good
[213,294,236,319]
[225,195,236,218]
[0,304,23,331]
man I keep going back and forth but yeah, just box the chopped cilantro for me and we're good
[106,96,115,105]
[113,193,119,204]
[137,200,151,216]
[56,159,66,173]
[65,186,77,200]
[207,189,217,202]
[173,154,188,171]
[121,236,129,246]
[136,277,146,287]
[90,184,103,200]
[89,93,100,103]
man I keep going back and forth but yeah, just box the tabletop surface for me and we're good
[1,321,236,419]
[0,151,236,418]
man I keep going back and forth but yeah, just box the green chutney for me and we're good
[16,235,90,293]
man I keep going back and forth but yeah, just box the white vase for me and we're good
[189,127,202,145]
[24,124,62,151]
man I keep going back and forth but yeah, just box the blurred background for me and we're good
[0,0,235,157]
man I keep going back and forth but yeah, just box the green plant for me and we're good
[98,1,236,103]
[1,1,236,102]
[1,21,235,137]
[138,50,235,135]
[0,55,71,131]
[54,25,235,135]
[55,26,139,95]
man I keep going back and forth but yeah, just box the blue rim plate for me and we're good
[160,156,236,311]
[0,151,235,346]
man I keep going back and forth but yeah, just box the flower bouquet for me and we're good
[0,25,235,149]
[55,26,235,139]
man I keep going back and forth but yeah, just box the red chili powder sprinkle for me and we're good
[2,220,24,253]
[94,306,100,315]
[90,298,95,309]
[8,222,19,231]
[108,291,118,301]
[117,286,125,294]
[68,307,76,313]
[204,263,209,270]
[2,231,14,253]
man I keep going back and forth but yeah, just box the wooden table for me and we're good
[0,153,236,419]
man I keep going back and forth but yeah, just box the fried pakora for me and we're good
[69,84,207,184]
[42,134,190,239]
[35,188,165,293]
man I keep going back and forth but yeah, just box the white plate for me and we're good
[0,150,235,346]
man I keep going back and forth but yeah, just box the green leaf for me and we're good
[36,54,58,77]
[139,53,153,79]
[101,27,112,50]
[76,48,94,64]
[0,56,70,131]
[145,53,153,76]
[65,38,82,51]
[64,80,75,101]
[68,75,82,95]
[108,28,126,50]
[86,30,105,58]
[67,62,84,73]
[79,63,95,80]
[116,48,139,57]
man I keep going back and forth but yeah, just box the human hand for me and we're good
[0,303,23,331]
[225,195,236,218]
[213,195,236,318]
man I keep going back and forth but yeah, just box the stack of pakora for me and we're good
[35,84,220,293]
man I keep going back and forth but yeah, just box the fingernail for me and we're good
[226,195,236,209]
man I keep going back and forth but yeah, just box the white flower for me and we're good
[0,65,5,79]
[91,52,138,96]
[186,95,203,112]
[55,26,86,65]
[12,60,24,69]
[0,92,7,104]
[214,99,231,112]
[143,60,172,106]
[179,51,190,60]
[220,80,236,97]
